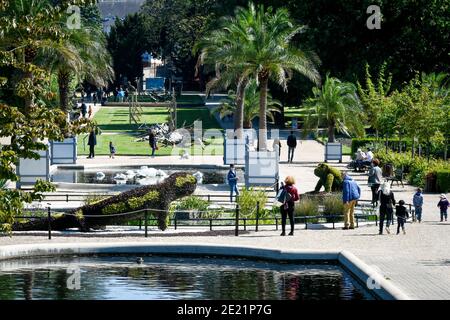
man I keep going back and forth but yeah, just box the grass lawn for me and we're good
[77,132,223,156]
[78,106,223,156]
[107,94,205,105]
[92,107,220,131]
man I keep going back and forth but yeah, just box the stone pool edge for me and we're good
[0,243,410,301]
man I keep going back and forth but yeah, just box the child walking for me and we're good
[437,194,449,222]
[395,200,409,235]
[109,141,116,159]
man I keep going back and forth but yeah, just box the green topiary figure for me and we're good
[313,163,343,193]
[13,172,197,232]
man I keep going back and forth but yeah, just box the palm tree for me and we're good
[40,26,114,113]
[213,79,281,129]
[235,3,321,150]
[194,6,256,138]
[0,0,77,113]
[303,75,365,143]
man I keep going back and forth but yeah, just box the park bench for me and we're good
[386,168,405,187]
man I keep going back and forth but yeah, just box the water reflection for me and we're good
[0,256,372,300]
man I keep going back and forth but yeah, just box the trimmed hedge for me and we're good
[436,170,450,193]
[351,138,412,155]
[13,172,197,232]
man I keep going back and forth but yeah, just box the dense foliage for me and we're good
[0,0,109,232]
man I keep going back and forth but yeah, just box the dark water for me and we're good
[0,256,373,300]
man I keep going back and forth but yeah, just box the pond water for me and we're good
[0,255,373,300]
[51,166,244,186]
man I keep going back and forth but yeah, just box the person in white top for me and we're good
[355,148,366,170]
[364,148,374,165]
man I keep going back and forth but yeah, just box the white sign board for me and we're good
[51,137,77,164]
[224,138,246,165]
[325,142,343,163]
[245,150,279,187]
[17,149,51,188]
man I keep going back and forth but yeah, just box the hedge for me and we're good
[351,138,412,155]
[436,170,450,193]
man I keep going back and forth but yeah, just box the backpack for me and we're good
[276,186,293,204]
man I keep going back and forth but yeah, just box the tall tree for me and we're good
[303,75,365,142]
[236,3,321,150]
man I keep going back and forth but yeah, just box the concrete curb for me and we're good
[0,243,410,300]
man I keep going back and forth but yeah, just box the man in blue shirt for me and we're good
[227,164,240,202]
[342,173,361,229]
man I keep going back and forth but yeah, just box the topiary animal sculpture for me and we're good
[13,172,197,232]
[313,163,343,193]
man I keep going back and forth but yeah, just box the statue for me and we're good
[13,173,197,232]
[313,163,343,193]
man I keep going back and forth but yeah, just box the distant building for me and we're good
[97,0,146,33]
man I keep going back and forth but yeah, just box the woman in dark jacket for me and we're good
[87,129,97,159]
[279,176,300,236]
[149,130,157,157]
[378,181,396,235]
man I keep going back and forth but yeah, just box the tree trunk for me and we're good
[234,77,248,139]
[23,45,37,114]
[58,70,71,113]
[412,136,416,158]
[258,72,269,151]
[327,122,336,143]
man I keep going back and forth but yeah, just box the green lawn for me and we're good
[77,132,223,156]
[78,106,223,156]
[92,107,220,132]
[107,94,205,105]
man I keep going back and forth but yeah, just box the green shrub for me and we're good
[374,150,450,189]
[102,202,128,215]
[352,138,412,156]
[436,170,450,193]
[175,175,197,187]
[237,188,268,219]
[128,191,159,210]
[294,197,319,216]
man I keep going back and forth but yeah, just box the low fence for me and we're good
[15,203,380,240]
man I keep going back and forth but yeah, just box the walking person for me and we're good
[227,164,240,203]
[109,141,116,159]
[87,129,97,159]
[378,182,396,235]
[413,188,424,223]
[395,200,409,235]
[148,130,157,157]
[342,173,361,230]
[287,131,297,163]
[81,102,87,118]
[368,159,382,206]
[437,194,449,222]
[278,176,299,236]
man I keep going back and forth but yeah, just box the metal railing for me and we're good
[15,200,381,240]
